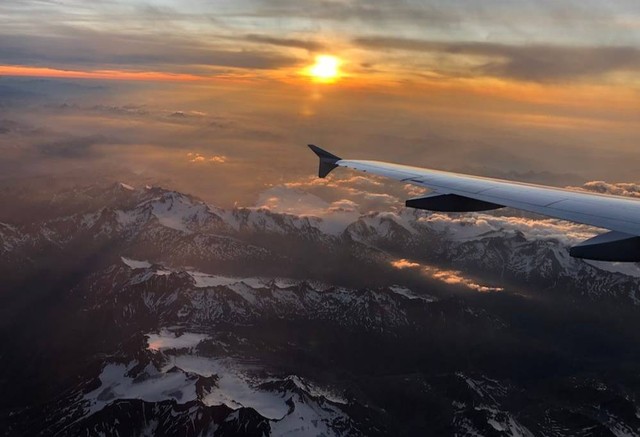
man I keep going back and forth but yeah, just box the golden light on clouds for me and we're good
[391,259,504,293]
[187,153,227,164]
[391,259,421,269]
[307,55,342,82]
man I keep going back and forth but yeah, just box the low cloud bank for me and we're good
[255,176,616,246]
[569,181,640,198]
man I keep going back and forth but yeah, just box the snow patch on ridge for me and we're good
[170,355,289,419]
[121,257,152,269]
[84,362,197,415]
[119,182,135,191]
[120,257,334,295]
[84,353,350,436]
[187,270,330,292]
[389,285,436,302]
[586,260,640,278]
[115,210,140,227]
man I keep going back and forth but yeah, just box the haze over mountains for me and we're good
[2,180,640,436]
[1,72,638,209]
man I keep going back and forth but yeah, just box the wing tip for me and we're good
[308,144,341,178]
[308,144,341,161]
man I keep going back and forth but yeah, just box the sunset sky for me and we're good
[0,0,638,205]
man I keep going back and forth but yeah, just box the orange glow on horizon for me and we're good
[1,64,635,122]
[0,65,205,82]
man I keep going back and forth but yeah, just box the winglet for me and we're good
[570,231,640,261]
[308,144,341,178]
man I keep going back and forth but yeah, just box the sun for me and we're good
[308,55,341,82]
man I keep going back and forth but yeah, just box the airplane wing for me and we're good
[308,144,640,262]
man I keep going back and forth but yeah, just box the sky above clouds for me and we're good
[0,0,638,206]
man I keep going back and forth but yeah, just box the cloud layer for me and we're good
[0,2,638,208]
[1,0,639,85]
[354,37,640,81]
[251,174,603,247]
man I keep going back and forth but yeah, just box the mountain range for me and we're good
[1,181,640,436]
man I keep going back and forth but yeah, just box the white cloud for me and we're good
[568,181,640,198]
[418,213,599,246]
[254,186,361,235]
[278,174,420,213]
[257,176,626,248]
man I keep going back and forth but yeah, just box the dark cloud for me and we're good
[0,119,52,139]
[0,119,26,135]
[236,0,637,46]
[0,30,300,72]
[241,34,325,52]
[37,135,112,158]
[4,0,629,35]
[0,83,44,102]
[90,105,150,117]
[236,0,457,25]
[0,78,110,106]
[1,1,636,80]
[354,37,640,81]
